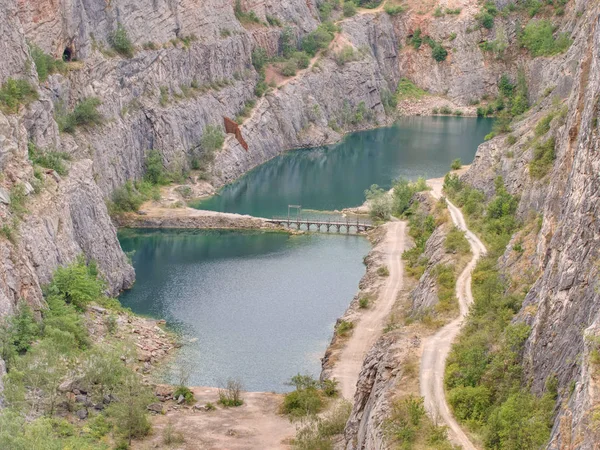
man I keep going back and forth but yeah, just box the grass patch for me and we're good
[396,78,427,100]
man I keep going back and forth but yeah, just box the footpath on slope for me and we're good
[420,177,486,450]
[330,220,408,400]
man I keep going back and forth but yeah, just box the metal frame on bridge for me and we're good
[266,216,373,233]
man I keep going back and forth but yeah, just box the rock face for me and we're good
[1,0,405,320]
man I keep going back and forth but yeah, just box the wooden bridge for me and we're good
[266,216,373,233]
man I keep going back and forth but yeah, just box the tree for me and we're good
[46,256,105,311]
[107,372,154,445]
[365,185,392,220]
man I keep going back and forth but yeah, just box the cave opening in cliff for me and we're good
[63,46,73,62]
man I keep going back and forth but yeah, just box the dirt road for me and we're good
[331,221,407,400]
[420,178,486,450]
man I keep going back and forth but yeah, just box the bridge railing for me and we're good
[269,216,373,227]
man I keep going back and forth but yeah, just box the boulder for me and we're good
[76,409,88,420]
[147,403,164,414]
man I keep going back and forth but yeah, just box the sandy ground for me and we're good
[330,220,408,400]
[420,176,486,450]
[135,387,295,450]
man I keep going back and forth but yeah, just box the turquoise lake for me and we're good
[119,117,493,392]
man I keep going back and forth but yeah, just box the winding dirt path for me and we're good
[332,221,407,400]
[420,178,486,450]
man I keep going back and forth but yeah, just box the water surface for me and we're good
[119,229,370,392]
[195,117,493,217]
[120,117,493,391]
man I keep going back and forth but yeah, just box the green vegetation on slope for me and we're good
[444,175,519,255]
[0,78,38,114]
[519,19,572,57]
[30,45,67,82]
[0,258,156,449]
[442,176,555,449]
[56,97,104,133]
[445,256,555,449]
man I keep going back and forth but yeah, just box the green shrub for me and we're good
[433,264,457,313]
[451,158,462,170]
[252,47,268,71]
[410,29,423,49]
[45,256,105,311]
[144,149,169,185]
[535,111,555,137]
[365,184,392,220]
[519,19,572,57]
[57,97,103,133]
[282,59,298,77]
[337,320,354,336]
[235,0,262,25]
[201,125,225,151]
[343,1,357,17]
[282,375,325,417]
[107,373,154,445]
[0,303,40,365]
[377,265,389,276]
[478,12,495,29]
[109,23,135,58]
[28,142,70,176]
[431,44,448,62]
[447,385,492,422]
[321,379,338,397]
[445,226,470,254]
[380,89,397,115]
[218,379,244,407]
[384,4,405,15]
[31,45,66,82]
[301,23,336,56]
[529,137,555,179]
[440,106,452,115]
[109,181,146,213]
[173,386,195,404]
[359,297,370,309]
[0,78,38,114]
[334,45,359,65]
[266,15,282,26]
[8,184,27,216]
[293,51,311,69]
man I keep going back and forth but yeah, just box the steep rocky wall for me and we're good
[453,1,600,446]
[213,12,401,185]
[0,0,133,317]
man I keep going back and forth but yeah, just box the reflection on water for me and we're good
[194,117,494,217]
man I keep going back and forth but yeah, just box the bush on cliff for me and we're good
[109,23,135,58]
[0,78,38,114]
[519,19,572,57]
[57,97,103,133]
